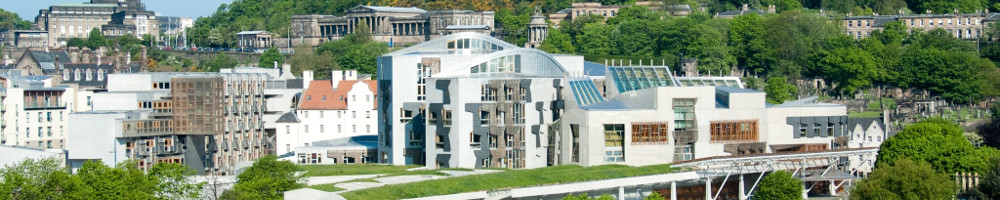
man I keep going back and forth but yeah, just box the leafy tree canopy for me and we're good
[755,170,803,200]
[765,76,797,104]
[258,48,284,68]
[878,118,1000,174]
[219,155,304,200]
[851,158,957,200]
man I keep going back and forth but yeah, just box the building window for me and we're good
[320,125,325,133]
[320,111,324,118]
[304,111,309,118]
[828,123,835,136]
[352,125,357,133]
[571,124,580,162]
[490,135,499,149]
[709,120,759,143]
[304,125,309,133]
[442,109,452,125]
[286,125,290,134]
[366,111,371,118]
[337,125,342,133]
[631,122,669,144]
[799,124,808,137]
[352,111,357,118]
[470,132,481,147]
[366,125,370,133]
[674,144,694,161]
[480,109,489,125]
[604,124,625,162]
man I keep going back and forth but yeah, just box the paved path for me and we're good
[305,174,382,186]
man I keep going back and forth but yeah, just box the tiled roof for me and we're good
[298,80,377,110]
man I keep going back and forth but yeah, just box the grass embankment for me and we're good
[300,164,472,192]
[339,164,675,200]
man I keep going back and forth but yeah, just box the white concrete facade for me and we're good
[66,111,129,171]
[275,70,377,156]
[0,74,78,150]
[377,32,584,169]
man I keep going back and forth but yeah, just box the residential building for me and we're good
[842,13,996,40]
[289,6,495,47]
[275,70,377,156]
[846,117,889,175]
[377,32,585,169]
[16,51,71,76]
[290,135,378,165]
[0,72,79,150]
[91,72,271,174]
[0,145,66,168]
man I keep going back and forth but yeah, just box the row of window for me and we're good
[26,111,63,123]
[296,124,372,134]
[301,110,371,119]
[24,126,63,139]
[25,140,62,149]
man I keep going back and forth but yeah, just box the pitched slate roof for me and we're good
[61,63,113,87]
[298,80,377,110]
[847,117,884,131]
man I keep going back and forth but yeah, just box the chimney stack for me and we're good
[742,4,749,11]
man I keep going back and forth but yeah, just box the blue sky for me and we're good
[2,0,232,20]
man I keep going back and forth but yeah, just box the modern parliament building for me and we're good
[377,33,861,171]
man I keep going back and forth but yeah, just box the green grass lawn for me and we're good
[866,98,896,110]
[338,164,675,200]
[849,111,881,118]
[308,184,345,192]
[299,164,453,177]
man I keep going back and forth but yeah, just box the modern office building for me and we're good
[377,32,585,169]
[377,33,874,173]
[289,6,495,47]
[557,65,850,167]
[275,70,377,156]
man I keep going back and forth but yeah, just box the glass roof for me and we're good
[569,79,605,106]
[608,66,677,93]
[674,77,744,88]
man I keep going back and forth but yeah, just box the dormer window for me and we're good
[74,69,81,81]
[322,96,326,100]
[307,96,311,100]
[62,69,69,81]
[97,69,105,81]
[85,69,93,81]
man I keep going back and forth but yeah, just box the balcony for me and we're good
[24,102,67,110]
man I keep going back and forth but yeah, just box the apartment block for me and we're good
[90,72,270,174]
[0,72,78,150]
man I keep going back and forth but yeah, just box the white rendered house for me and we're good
[275,70,378,156]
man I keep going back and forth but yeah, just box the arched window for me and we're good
[74,69,81,81]
[85,69,93,81]
[97,69,105,81]
[62,69,69,81]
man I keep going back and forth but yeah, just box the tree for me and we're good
[67,38,88,48]
[878,118,999,174]
[811,46,878,94]
[86,28,107,50]
[576,23,613,55]
[729,14,771,74]
[0,158,91,199]
[289,45,338,79]
[765,76,797,104]
[141,34,157,47]
[149,163,204,200]
[539,27,575,54]
[204,52,239,72]
[851,158,957,200]
[219,155,304,200]
[644,192,666,200]
[258,48,284,68]
[76,160,158,200]
[979,159,1000,200]
[0,8,31,29]
[755,170,802,200]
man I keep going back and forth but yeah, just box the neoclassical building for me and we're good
[289,6,495,47]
